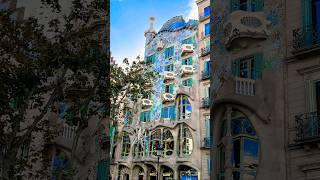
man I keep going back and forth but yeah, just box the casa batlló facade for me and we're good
[110,15,212,180]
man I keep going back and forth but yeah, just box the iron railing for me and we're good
[202,71,210,80]
[295,112,320,142]
[292,25,320,51]
[200,46,210,57]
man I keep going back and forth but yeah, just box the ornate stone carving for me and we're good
[224,10,272,50]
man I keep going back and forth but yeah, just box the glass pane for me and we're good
[232,139,241,168]
[243,138,259,171]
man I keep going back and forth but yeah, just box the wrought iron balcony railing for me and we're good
[200,46,210,57]
[201,71,210,80]
[201,137,211,148]
[295,112,320,142]
[293,26,320,51]
[201,97,210,108]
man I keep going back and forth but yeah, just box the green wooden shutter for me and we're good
[230,0,240,12]
[306,79,317,112]
[232,60,240,77]
[189,57,193,65]
[172,105,176,120]
[169,84,174,93]
[161,108,164,118]
[97,160,108,180]
[303,0,313,47]
[254,52,264,80]
[147,111,151,121]
[255,0,264,11]
[205,119,210,138]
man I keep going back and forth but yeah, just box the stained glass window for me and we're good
[121,133,130,158]
[177,125,193,156]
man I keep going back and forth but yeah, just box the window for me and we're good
[207,158,212,176]
[165,64,174,71]
[133,143,143,159]
[204,23,210,36]
[140,111,151,122]
[232,53,263,80]
[177,95,192,120]
[204,86,210,98]
[182,78,193,87]
[204,60,212,75]
[217,109,259,179]
[165,46,174,59]
[165,84,174,93]
[204,6,211,17]
[230,0,263,12]
[182,36,195,44]
[182,57,193,65]
[163,129,174,157]
[177,124,193,156]
[161,105,176,120]
[121,133,130,158]
[150,129,174,158]
[146,54,155,64]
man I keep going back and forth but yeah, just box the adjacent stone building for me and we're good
[210,0,287,179]
[285,0,320,179]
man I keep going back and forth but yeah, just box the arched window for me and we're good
[149,128,174,158]
[217,109,259,180]
[150,129,161,157]
[177,124,193,156]
[121,132,130,158]
[177,95,192,120]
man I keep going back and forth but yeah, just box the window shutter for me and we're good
[161,108,164,118]
[140,113,143,122]
[169,84,174,93]
[172,105,176,119]
[189,57,193,65]
[255,0,264,11]
[148,111,151,121]
[230,0,240,12]
[306,79,317,112]
[254,52,264,80]
[232,60,240,77]
[205,119,210,138]
[303,0,313,47]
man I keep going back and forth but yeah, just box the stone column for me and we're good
[225,107,233,179]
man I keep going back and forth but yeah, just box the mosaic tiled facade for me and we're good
[110,12,212,179]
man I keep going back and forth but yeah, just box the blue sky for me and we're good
[111,0,198,63]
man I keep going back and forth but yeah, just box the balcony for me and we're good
[200,46,210,57]
[51,123,78,149]
[161,93,175,103]
[295,112,320,144]
[224,10,271,50]
[201,137,211,149]
[235,77,255,96]
[141,99,153,108]
[199,12,210,22]
[181,65,194,76]
[181,44,194,56]
[201,71,210,80]
[292,26,320,57]
[163,71,176,82]
[201,97,210,108]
